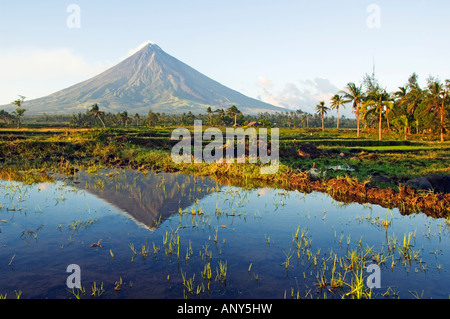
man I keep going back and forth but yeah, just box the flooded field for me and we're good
[0,169,448,299]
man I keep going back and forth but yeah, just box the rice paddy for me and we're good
[0,169,448,299]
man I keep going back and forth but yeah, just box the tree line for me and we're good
[316,72,449,142]
[0,103,356,130]
[1,72,448,142]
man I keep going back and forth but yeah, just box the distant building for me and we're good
[247,121,262,127]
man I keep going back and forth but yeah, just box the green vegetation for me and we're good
[0,124,448,218]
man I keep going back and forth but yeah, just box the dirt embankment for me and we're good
[286,171,450,218]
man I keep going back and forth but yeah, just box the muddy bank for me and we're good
[285,171,450,219]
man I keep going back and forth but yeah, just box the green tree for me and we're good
[148,110,158,127]
[340,83,364,137]
[89,103,106,129]
[393,86,410,138]
[405,73,424,134]
[118,111,129,127]
[0,110,14,126]
[363,90,393,141]
[215,108,225,126]
[330,94,346,130]
[226,105,240,127]
[206,107,213,126]
[315,101,329,131]
[11,95,26,129]
[425,77,449,142]
[134,113,141,127]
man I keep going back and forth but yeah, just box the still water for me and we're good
[0,169,448,299]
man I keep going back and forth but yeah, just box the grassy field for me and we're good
[0,126,449,217]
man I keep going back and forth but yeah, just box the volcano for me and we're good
[19,43,286,115]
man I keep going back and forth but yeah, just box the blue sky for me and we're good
[1,0,449,115]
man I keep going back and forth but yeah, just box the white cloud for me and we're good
[257,76,275,89]
[126,40,155,58]
[0,48,111,105]
[256,77,345,114]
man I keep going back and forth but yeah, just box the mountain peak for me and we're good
[130,41,160,56]
[18,43,287,115]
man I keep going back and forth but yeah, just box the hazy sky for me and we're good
[1,0,449,115]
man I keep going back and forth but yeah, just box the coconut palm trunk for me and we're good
[321,113,324,131]
[336,106,339,130]
[378,105,383,141]
[441,111,444,142]
[356,103,361,137]
[98,114,106,129]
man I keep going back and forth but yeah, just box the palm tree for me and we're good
[148,110,158,127]
[118,111,129,127]
[363,90,393,141]
[315,101,329,131]
[340,83,364,137]
[215,109,226,126]
[393,86,410,137]
[89,103,106,129]
[394,115,410,141]
[134,113,141,127]
[330,94,346,130]
[226,105,240,127]
[206,106,213,126]
[425,78,449,142]
[406,73,424,134]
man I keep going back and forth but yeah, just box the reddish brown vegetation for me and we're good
[286,172,450,218]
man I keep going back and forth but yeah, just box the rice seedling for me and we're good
[213,226,218,244]
[379,211,392,229]
[69,286,86,299]
[400,232,414,258]
[216,260,227,283]
[372,252,387,265]
[196,283,205,295]
[343,262,372,299]
[185,240,193,260]
[294,225,300,241]
[152,242,160,255]
[282,249,293,270]
[201,262,212,282]
[14,290,22,299]
[181,270,195,294]
[140,243,150,259]
[91,281,105,297]
[315,272,328,290]
[409,290,424,299]
[265,234,271,245]
[129,243,137,255]
[114,277,123,291]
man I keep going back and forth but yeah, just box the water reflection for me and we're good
[71,169,220,229]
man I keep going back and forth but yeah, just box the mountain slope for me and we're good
[17,43,286,115]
